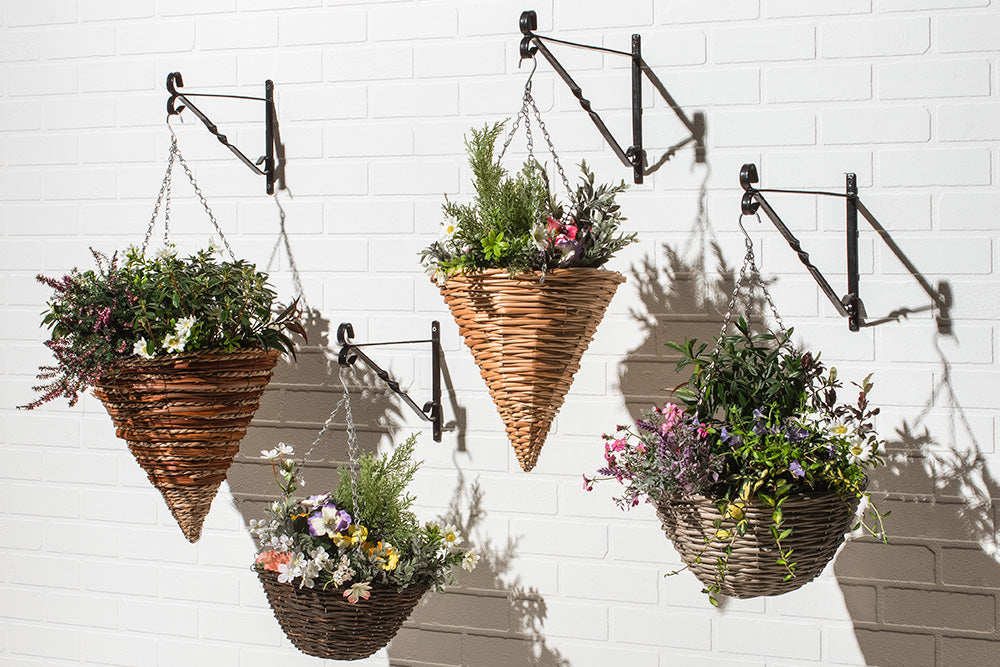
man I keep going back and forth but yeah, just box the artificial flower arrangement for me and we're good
[420,121,637,472]
[251,435,478,659]
[585,317,888,604]
[24,243,301,409]
[420,121,637,278]
[22,243,302,542]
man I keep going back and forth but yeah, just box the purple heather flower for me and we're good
[786,426,809,443]
[720,427,742,448]
[789,460,805,478]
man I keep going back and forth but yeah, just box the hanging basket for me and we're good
[256,569,429,660]
[93,347,280,542]
[439,267,624,472]
[654,489,861,599]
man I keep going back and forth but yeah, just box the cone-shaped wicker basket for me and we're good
[93,348,280,542]
[257,569,429,660]
[439,267,624,471]
[655,490,861,598]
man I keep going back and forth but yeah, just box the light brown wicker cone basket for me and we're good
[93,348,280,542]
[654,490,862,598]
[256,569,429,660]
[439,267,625,472]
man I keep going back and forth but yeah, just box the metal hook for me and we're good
[519,55,539,92]
[737,212,760,252]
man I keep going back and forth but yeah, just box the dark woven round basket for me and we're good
[256,569,429,660]
[93,347,280,542]
[655,490,861,598]
[438,267,624,472]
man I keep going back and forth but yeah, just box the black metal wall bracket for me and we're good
[166,71,280,195]
[337,321,443,442]
[740,163,951,332]
[518,9,706,184]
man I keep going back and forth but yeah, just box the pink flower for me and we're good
[547,217,561,234]
[582,474,594,491]
[344,581,372,604]
[255,550,292,573]
[564,225,577,240]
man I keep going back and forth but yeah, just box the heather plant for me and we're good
[251,435,479,597]
[23,244,302,409]
[586,316,887,604]
[420,121,637,278]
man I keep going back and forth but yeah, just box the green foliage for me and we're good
[332,434,420,549]
[420,121,637,277]
[23,244,303,409]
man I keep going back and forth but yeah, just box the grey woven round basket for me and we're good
[654,490,861,598]
[256,569,429,660]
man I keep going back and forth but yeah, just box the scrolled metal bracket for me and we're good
[740,163,951,332]
[518,9,706,184]
[337,321,443,442]
[166,71,281,195]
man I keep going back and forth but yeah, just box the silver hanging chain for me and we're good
[142,123,238,262]
[338,367,362,518]
[700,213,788,410]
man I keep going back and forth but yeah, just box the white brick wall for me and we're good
[2,1,1000,666]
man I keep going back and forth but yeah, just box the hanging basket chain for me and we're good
[338,367,362,519]
[142,124,238,262]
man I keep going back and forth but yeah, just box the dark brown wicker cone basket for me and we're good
[438,267,625,472]
[92,348,280,542]
[256,569,429,660]
[654,490,862,598]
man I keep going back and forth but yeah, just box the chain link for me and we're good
[143,124,238,261]
[338,367,362,518]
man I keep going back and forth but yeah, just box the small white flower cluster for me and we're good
[132,316,197,359]
[277,547,354,590]
[261,443,295,461]
[798,411,875,466]
[249,518,290,551]
[429,522,480,572]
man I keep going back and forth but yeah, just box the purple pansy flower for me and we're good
[307,504,352,537]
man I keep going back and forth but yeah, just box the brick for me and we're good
[835,541,935,582]
[712,24,815,63]
[43,168,116,200]
[80,0,155,21]
[117,527,197,564]
[82,488,159,525]
[45,592,118,628]
[838,584,878,623]
[821,105,929,144]
[611,606,710,649]
[0,33,41,62]
[768,63,871,103]
[9,555,81,590]
[938,13,1000,53]
[159,566,240,603]
[0,589,44,621]
[712,108,815,147]
[81,632,156,667]
[940,102,1000,141]
[83,561,157,596]
[158,640,240,667]
[200,607,284,645]
[763,150,872,189]
[460,0,551,37]
[120,599,198,637]
[5,1,76,27]
[558,643,659,667]
[412,590,510,631]
[0,101,42,131]
[326,45,413,82]
[2,448,43,480]
[325,199,413,234]
[154,56,238,89]
[80,60,155,93]
[390,627,463,664]
[557,0,652,29]
[44,451,118,485]
[44,521,118,557]
[6,623,80,660]
[942,546,1000,588]
[881,0,988,9]
[372,81,459,118]
[880,148,990,187]
[43,26,116,60]
[561,562,658,602]
[822,17,928,58]
[241,0,320,8]
[282,162,367,196]
[371,161,459,195]
[280,10,365,45]
[6,481,81,518]
[325,123,413,158]
[768,0,872,17]
[7,64,76,96]
[939,193,1000,230]
[200,16,277,50]
[658,0,760,23]
[718,617,822,660]
[0,518,43,550]
[160,0,236,16]
[237,52,322,86]
[370,5,457,41]
[943,637,1000,666]
[118,21,195,55]
[415,41,506,78]
[515,518,608,558]
[281,87,366,121]
[880,59,989,99]
[885,587,996,631]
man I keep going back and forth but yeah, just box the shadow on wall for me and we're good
[392,474,570,667]
[835,337,1000,667]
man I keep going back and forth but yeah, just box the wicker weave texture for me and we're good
[655,491,861,598]
[439,268,624,472]
[257,569,428,660]
[93,348,280,542]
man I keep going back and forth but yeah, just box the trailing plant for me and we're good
[252,435,479,598]
[23,244,303,409]
[420,121,637,278]
[585,316,888,605]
